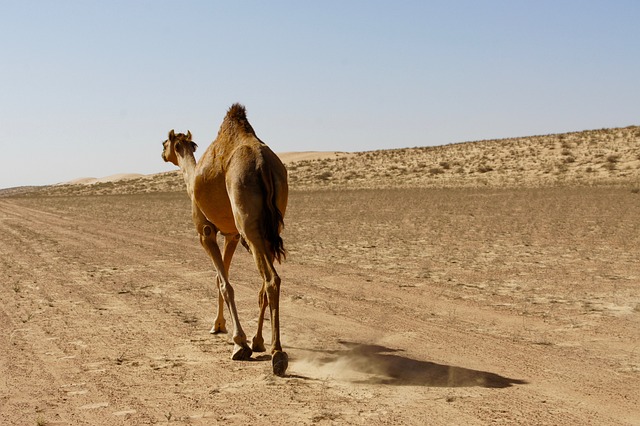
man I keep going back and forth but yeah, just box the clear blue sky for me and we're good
[1,1,638,188]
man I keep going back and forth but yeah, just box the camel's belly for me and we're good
[193,176,237,235]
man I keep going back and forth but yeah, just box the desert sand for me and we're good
[1,126,638,425]
[62,174,146,186]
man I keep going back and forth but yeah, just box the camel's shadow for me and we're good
[290,341,527,388]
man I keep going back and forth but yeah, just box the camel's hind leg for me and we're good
[247,239,287,376]
[199,226,251,360]
[210,235,239,334]
[226,165,287,375]
[251,284,268,352]
[228,200,286,373]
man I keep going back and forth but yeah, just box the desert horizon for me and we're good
[2,124,638,197]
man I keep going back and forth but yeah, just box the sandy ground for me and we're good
[1,186,638,425]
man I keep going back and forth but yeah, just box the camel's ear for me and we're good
[191,142,198,152]
[168,129,176,141]
[186,130,192,141]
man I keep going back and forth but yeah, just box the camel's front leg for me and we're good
[210,275,226,334]
[209,235,239,334]
[200,227,251,360]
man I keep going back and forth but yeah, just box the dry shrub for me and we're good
[316,171,332,180]
[607,154,621,163]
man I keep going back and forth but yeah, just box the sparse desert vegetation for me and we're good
[5,125,637,198]
[286,126,639,190]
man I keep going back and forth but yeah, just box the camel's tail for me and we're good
[260,166,286,264]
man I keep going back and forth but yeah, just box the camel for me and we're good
[161,103,289,376]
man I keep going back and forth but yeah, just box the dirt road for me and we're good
[1,188,638,425]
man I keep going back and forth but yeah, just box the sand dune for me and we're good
[62,173,146,186]
[3,126,638,197]
[56,154,343,187]
[277,151,353,164]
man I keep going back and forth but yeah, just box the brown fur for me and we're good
[161,103,289,375]
[219,104,286,262]
[220,103,257,136]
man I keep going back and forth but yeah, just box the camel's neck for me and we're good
[177,153,197,199]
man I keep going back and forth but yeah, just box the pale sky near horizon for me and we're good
[1,1,639,188]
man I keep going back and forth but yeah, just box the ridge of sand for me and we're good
[4,126,638,197]
[61,173,146,186]
[59,153,343,186]
[277,151,353,164]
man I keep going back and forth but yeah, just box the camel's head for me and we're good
[161,129,197,166]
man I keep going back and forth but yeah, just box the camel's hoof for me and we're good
[231,344,253,361]
[209,324,227,334]
[251,336,266,353]
[272,351,288,377]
